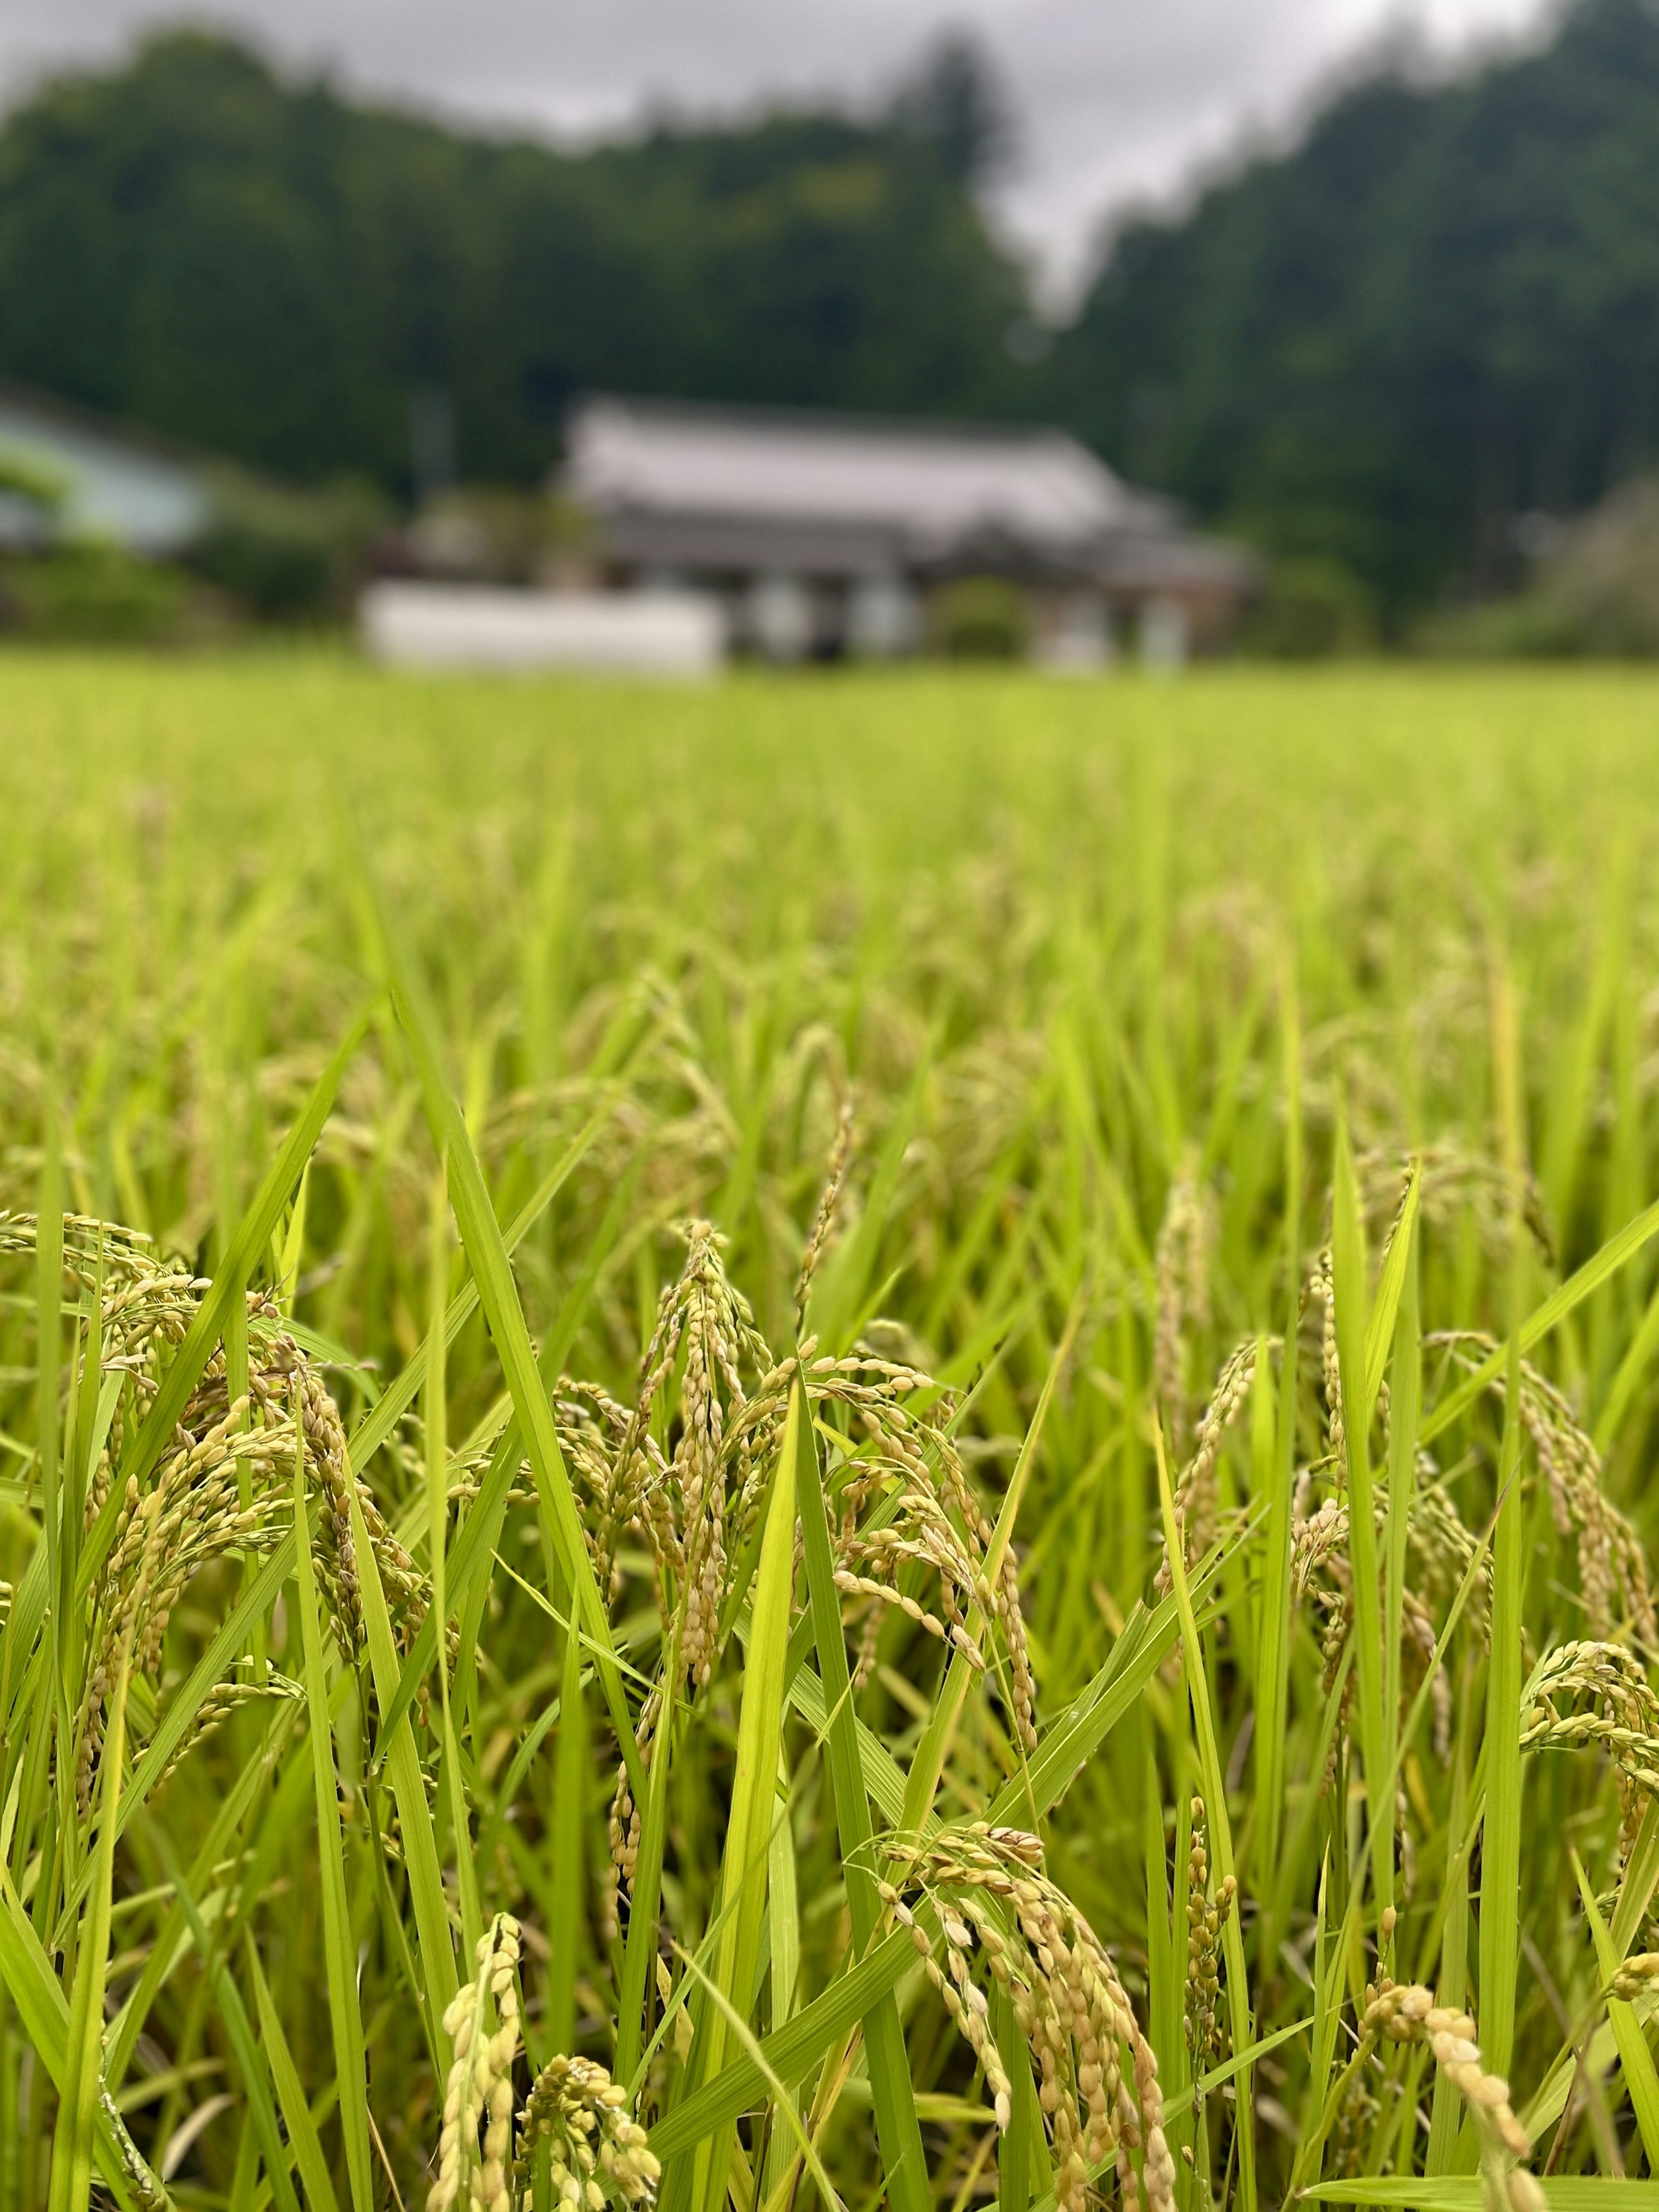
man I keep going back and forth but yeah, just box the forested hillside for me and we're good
[3,2,1659,621]
[1051,0,1659,619]
[0,31,1030,487]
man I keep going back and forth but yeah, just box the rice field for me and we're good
[4,655,1659,2212]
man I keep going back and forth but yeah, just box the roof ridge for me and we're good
[570,392,1088,454]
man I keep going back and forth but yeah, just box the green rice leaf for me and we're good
[1573,1851,1659,2170]
[291,1406,374,2212]
[0,1843,159,2212]
[647,1931,915,2161]
[684,1381,800,2212]
[547,1603,587,2056]
[113,1004,374,1507]
[1153,1419,1255,2212]
[347,1482,458,2061]
[371,877,647,1805]
[47,1646,129,2212]
[245,1937,343,2212]
[148,1830,303,2212]
[796,1374,929,2212]
[1332,1108,1392,1918]
[1303,2188,1659,2209]
[346,1092,619,1473]
[1421,1194,1659,1447]
[900,1288,1082,1839]
[1478,1336,1526,2084]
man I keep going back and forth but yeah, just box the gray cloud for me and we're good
[0,0,1547,295]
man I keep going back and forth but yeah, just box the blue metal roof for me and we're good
[0,387,211,555]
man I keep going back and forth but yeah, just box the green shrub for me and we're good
[188,471,386,621]
[0,443,69,516]
[1415,478,1659,660]
[1236,554,1378,657]
[930,574,1028,658]
[405,486,596,585]
[0,542,187,642]
[1411,593,1585,658]
[1539,476,1659,656]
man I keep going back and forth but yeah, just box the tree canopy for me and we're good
[1050,0,1659,620]
[0,30,1032,490]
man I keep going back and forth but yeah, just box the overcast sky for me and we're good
[0,0,1552,299]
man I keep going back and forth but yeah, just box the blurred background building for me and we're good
[561,397,1253,664]
[0,0,1655,660]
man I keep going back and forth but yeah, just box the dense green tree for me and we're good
[891,31,1016,185]
[1051,0,1659,621]
[0,31,1031,489]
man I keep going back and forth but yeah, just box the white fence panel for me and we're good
[360,584,725,675]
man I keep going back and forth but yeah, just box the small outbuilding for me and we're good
[0,382,211,555]
[560,396,1255,664]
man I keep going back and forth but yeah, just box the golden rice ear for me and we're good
[1157,1333,1265,1589]
[883,1827,1173,2212]
[432,1918,524,2212]
[1182,1795,1238,2077]
[795,1089,856,1329]
[1425,1330,1655,1643]
[514,2054,659,2209]
[1362,1982,1533,2173]
[67,1250,434,1815]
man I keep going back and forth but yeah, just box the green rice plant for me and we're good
[6,657,1659,2212]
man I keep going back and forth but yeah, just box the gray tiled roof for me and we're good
[0,382,210,555]
[564,396,1178,578]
